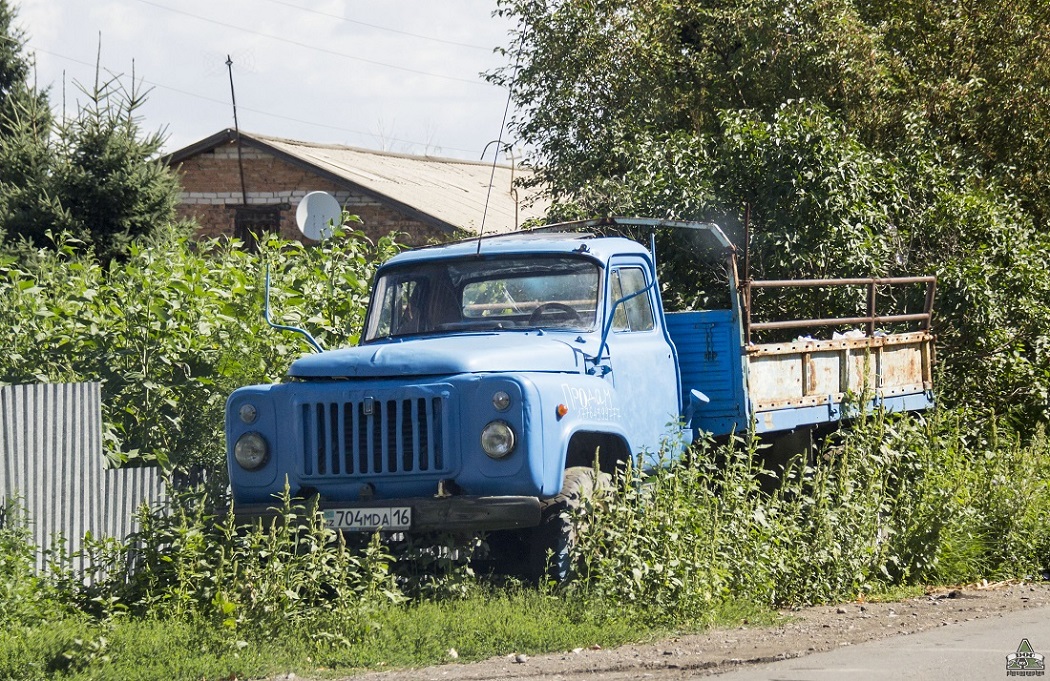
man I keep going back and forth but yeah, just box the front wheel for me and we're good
[528,466,609,583]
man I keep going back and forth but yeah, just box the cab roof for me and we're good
[380,231,653,269]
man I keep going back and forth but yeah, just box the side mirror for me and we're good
[682,389,711,428]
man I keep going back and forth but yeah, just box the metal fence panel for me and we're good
[0,382,166,572]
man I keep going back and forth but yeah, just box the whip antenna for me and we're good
[477,31,526,255]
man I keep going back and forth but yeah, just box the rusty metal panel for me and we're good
[746,332,934,413]
[846,348,879,394]
[0,383,166,574]
[880,344,927,395]
[807,350,843,397]
[748,354,804,408]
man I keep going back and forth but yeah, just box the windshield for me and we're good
[363,255,600,342]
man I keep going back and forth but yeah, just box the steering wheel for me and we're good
[528,302,581,326]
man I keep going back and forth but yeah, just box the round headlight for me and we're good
[238,403,258,424]
[234,432,269,470]
[492,390,511,411]
[481,420,516,459]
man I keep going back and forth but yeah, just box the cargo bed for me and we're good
[666,276,936,437]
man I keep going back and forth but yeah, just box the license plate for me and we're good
[323,506,411,532]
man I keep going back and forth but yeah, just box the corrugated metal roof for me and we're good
[249,133,550,235]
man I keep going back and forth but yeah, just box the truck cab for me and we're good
[227,229,682,536]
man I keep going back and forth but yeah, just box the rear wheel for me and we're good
[528,466,609,582]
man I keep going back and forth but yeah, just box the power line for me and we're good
[257,0,495,51]
[26,43,489,156]
[131,0,494,87]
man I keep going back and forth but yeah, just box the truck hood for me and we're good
[288,333,588,378]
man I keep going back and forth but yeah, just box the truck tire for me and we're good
[528,466,610,583]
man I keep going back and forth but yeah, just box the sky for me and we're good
[14,0,519,161]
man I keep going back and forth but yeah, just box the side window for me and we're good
[374,279,421,337]
[610,266,655,332]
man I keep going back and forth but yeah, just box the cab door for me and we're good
[604,257,681,463]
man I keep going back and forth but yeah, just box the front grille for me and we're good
[300,394,448,477]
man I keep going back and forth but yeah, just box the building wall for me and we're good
[171,142,449,246]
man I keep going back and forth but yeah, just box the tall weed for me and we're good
[122,487,404,638]
[0,500,80,629]
[571,407,1050,621]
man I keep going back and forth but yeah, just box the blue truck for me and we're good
[226,217,935,575]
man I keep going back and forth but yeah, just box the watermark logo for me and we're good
[1007,639,1045,676]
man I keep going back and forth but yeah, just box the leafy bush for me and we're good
[0,500,80,630]
[0,224,400,473]
[122,488,405,637]
[0,408,1047,676]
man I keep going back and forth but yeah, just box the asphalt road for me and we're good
[709,604,1050,680]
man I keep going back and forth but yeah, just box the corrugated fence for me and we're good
[0,382,167,572]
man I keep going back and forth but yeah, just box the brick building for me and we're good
[165,129,548,247]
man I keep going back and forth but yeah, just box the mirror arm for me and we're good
[591,279,657,364]
[264,265,325,353]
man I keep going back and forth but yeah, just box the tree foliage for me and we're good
[48,68,180,259]
[0,0,61,243]
[496,0,1050,225]
[0,0,36,124]
[855,0,1050,227]
[495,0,1050,423]
[494,0,897,198]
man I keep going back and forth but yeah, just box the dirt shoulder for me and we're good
[323,581,1050,681]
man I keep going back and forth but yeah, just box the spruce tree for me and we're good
[0,0,62,244]
[0,0,179,260]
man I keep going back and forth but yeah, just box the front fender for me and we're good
[513,373,633,496]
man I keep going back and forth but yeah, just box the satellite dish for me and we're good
[295,191,342,241]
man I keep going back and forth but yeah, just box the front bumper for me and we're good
[233,494,542,533]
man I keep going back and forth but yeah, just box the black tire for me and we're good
[528,466,609,583]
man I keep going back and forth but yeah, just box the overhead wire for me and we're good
[13,2,513,157]
[131,0,492,86]
[255,0,493,51]
[24,42,488,156]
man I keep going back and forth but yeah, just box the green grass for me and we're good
[320,587,651,670]
[0,591,782,680]
[854,584,928,603]
[0,616,300,681]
